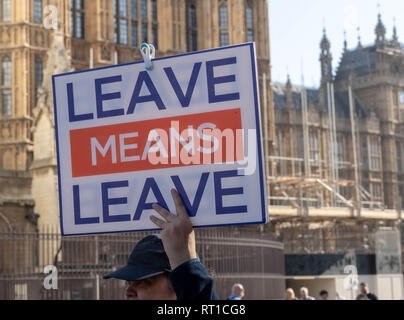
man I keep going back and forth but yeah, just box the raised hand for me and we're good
[150,188,197,270]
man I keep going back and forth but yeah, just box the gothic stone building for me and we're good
[270,14,404,299]
[272,14,404,212]
[0,0,274,231]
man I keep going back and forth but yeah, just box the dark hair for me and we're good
[360,282,367,287]
[319,290,328,296]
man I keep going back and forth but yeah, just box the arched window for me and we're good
[246,2,253,42]
[34,56,43,105]
[131,0,138,46]
[151,0,158,48]
[2,56,11,86]
[186,1,197,52]
[114,0,128,45]
[114,0,157,49]
[141,0,148,43]
[218,1,228,46]
[70,0,85,39]
[1,0,11,22]
[34,0,42,23]
[1,56,12,116]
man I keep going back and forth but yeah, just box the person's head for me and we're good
[232,283,245,298]
[360,282,369,294]
[103,235,177,300]
[300,287,309,299]
[319,290,328,300]
[356,293,369,300]
[285,288,296,300]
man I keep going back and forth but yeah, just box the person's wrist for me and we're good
[169,248,197,270]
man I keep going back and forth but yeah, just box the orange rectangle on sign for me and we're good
[70,108,244,177]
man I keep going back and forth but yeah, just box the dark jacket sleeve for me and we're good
[168,258,219,300]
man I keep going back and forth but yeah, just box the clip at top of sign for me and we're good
[140,43,155,71]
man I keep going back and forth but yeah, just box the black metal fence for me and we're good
[0,225,285,300]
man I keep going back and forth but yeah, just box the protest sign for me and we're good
[52,43,267,235]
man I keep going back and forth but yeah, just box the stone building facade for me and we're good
[0,0,274,230]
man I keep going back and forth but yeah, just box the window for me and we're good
[1,0,11,22]
[131,0,138,46]
[1,56,12,116]
[34,56,43,105]
[2,89,11,115]
[141,0,148,44]
[131,0,137,17]
[369,137,381,171]
[113,0,154,48]
[399,185,404,209]
[70,0,85,39]
[186,2,197,52]
[34,0,42,23]
[397,141,404,173]
[141,0,147,20]
[2,56,11,86]
[362,139,368,170]
[141,22,148,43]
[309,133,319,162]
[172,0,180,50]
[152,25,158,47]
[151,0,157,20]
[372,183,382,199]
[400,91,404,105]
[337,136,345,164]
[151,0,158,48]
[246,2,253,42]
[219,1,228,46]
[276,133,280,158]
[114,0,128,45]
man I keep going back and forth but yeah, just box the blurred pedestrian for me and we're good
[360,282,378,300]
[228,283,245,300]
[299,287,315,300]
[285,288,298,300]
[356,293,369,300]
[319,289,328,300]
[336,291,345,300]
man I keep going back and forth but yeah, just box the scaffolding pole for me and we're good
[263,73,270,204]
[348,84,361,216]
[330,82,339,195]
[327,82,337,206]
[301,88,311,177]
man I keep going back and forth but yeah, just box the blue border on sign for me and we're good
[52,42,267,236]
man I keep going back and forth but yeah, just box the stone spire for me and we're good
[343,30,348,52]
[285,74,293,109]
[375,12,386,48]
[33,29,72,124]
[391,18,399,48]
[357,27,363,49]
[320,28,333,84]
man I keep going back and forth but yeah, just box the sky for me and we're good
[269,0,404,88]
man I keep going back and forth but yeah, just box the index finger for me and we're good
[171,188,188,217]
